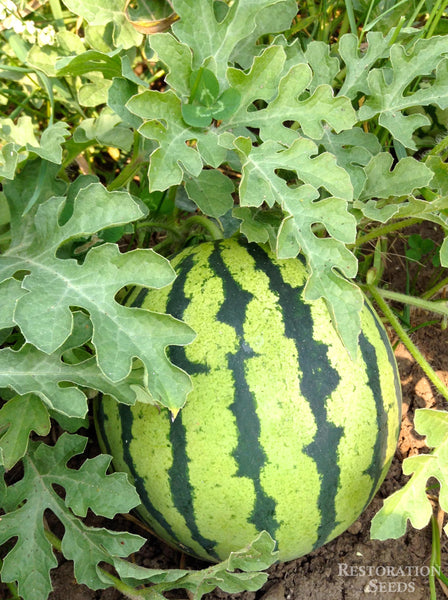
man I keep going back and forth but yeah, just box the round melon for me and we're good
[95,238,401,563]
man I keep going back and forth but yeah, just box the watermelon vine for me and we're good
[1,1,448,599]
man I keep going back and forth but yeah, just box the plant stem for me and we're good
[406,0,426,28]
[107,157,144,192]
[430,514,439,600]
[49,0,65,30]
[354,218,422,247]
[186,215,223,240]
[372,287,448,318]
[343,0,358,35]
[44,528,62,552]
[422,276,448,300]
[97,568,144,600]
[135,220,182,237]
[424,0,448,38]
[388,15,406,46]
[428,132,448,157]
[367,284,448,401]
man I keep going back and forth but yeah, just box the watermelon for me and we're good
[95,238,401,563]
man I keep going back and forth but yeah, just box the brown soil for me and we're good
[2,223,448,600]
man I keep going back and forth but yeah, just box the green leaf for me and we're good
[56,29,87,55]
[0,277,28,329]
[358,37,448,149]
[0,312,141,418]
[426,155,448,195]
[184,169,234,218]
[26,44,60,77]
[0,191,10,228]
[230,2,298,69]
[172,0,296,86]
[182,67,242,127]
[0,119,69,171]
[338,31,393,99]
[56,49,122,79]
[278,191,363,361]
[0,115,38,147]
[440,228,448,266]
[60,0,142,49]
[102,531,278,600]
[0,182,195,410]
[2,160,67,225]
[0,394,51,471]
[304,41,340,92]
[78,77,113,107]
[128,89,225,190]
[356,194,448,225]
[0,433,143,600]
[108,78,143,129]
[149,32,192,98]
[225,45,287,123]
[181,102,215,128]
[190,67,220,106]
[212,87,242,121]
[235,137,354,206]
[225,47,356,142]
[248,63,357,143]
[26,122,70,165]
[319,128,382,199]
[371,409,448,540]
[126,0,174,22]
[84,22,115,52]
[232,207,272,244]
[74,112,133,151]
[360,153,434,200]
[0,143,19,180]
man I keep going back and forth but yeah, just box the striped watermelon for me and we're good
[95,238,401,563]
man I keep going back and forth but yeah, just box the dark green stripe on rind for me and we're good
[117,403,198,556]
[166,252,209,376]
[244,241,343,549]
[359,301,401,509]
[168,413,219,560]
[130,287,149,308]
[358,331,390,502]
[95,394,113,457]
[208,245,279,538]
[365,301,402,414]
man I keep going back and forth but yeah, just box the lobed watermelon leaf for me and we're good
[0,311,143,420]
[0,179,195,410]
[371,409,448,540]
[0,394,51,471]
[0,433,144,600]
[245,63,357,144]
[0,118,70,180]
[184,169,234,218]
[358,37,448,150]
[171,0,297,86]
[127,89,225,191]
[59,0,142,48]
[359,153,434,201]
[337,31,394,100]
[98,530,278,599]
